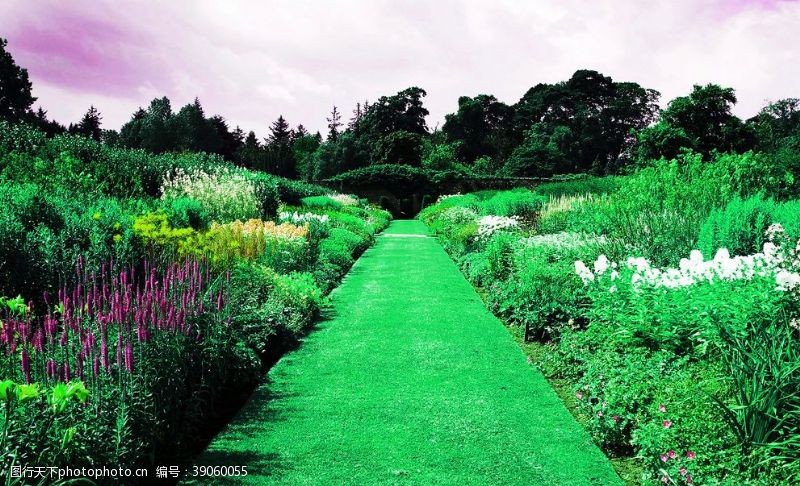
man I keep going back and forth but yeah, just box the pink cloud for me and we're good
[1,0,798,137]
[5,3,167,98]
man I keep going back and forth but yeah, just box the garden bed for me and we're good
[420,154,800,484]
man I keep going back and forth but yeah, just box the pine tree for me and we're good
[348,102,362,130]
[266,116,294,176]
[293,124,309,141]
[326,105,342,142]
[73,105,102,141]
[0,38,36,123]
[238,130,263,169]
[267,115,292,147]
[31,106,66,137]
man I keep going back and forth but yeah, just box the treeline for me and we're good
[2,37,799,181]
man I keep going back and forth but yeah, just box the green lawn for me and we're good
[189,220,620,485]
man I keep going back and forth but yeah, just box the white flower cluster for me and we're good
[519,232,607,251]
[437,193,462,203]
[162,167,260,222]
[477,215,520,239]
[576,243,800,292]
[439,206,478,226]
[279,211,330,225]
[330,193,359,206]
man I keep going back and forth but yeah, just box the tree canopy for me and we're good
[0,38,35,124]
[2,36,797,185]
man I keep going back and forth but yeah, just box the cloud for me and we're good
[2,0,799,136]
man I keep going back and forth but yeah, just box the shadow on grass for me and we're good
[183,384,300,484]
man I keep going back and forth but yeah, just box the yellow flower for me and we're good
[113,234,122,242]
[92,212,102,221]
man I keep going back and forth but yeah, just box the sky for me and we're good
[2,0,799,137]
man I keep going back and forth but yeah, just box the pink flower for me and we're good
[686,475,693,484]
[597,411,604,418]
[659,403,667,413]
[660,454,669,463]
[663,419,672,428]
[679,467,688,477]
[686,450,696,460]
[661,475,669,483]
[612,415,620,423]
[668,450,677,459]
[576,391,583,400]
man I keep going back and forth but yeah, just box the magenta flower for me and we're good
[686,475,693,484]
[686,450,696,460]
[663,419,672,428]
[20,349,31,384]
[668,450,677,459]
[660,454,669,463]
[124,342,134,373]
[612,415,620,423]
[46,359,57,379]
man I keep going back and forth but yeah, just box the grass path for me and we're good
[189,220,620,485]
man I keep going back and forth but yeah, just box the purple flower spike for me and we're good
[46,359,57,379]
[21,349,32,384]
[124,341,134,373]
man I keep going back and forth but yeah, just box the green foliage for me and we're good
[314,227,369,291]
[227,263,322,354]
[326,163,430,191]
[421,170,800,484]
[375,130,424,166]
[506,70,660,176]
[273,175,330,204]
[698,196,800,257]
[477,189,546,217]
[576,152,796,265]
[635,84,756,161]
[301,195,343,210]
[533,175,621,198]
[442,94,515,164]
[716,317,800,480]
[421,141,464,171]
[0,119,391,476]
[165,196,210,230]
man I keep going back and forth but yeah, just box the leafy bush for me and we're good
[488,234,601,340]
[165,196,210,230]
[227,263,322,355]
[301,195,343,210]
[273,176,330,205]
[314,228,367,291]
[533,175,621,198]
[579,152,794,265]
[326,163,427,186]
[478,189,546,217]
[698,196,800,258]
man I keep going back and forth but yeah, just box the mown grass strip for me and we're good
[189,220,620,485]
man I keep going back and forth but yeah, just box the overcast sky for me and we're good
[2,0,799,137]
